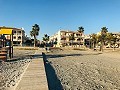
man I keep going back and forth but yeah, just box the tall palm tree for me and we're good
[100,27,108,51]
[69,33,75,46]
[42,34,49,51]
[30,24,40,47]
[61,36,66,46]
[42,34,49,45]
[90,33,97,49]
[101,27,108,34]
[77,26,84,47]
[54,38,57,47]
[77,26,84,33]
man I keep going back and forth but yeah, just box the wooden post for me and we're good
[9,34,11,58]
[11,31,13,58]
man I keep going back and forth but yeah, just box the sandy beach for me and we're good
[44,49,120,90]
[13,48,37,59]
[1,47,120,90]
[0,48,36,90]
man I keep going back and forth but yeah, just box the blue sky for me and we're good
[0,0,120,40]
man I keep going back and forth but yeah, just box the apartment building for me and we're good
[0,26,26,46]
[50,30,85,47]
[12,28,26,46]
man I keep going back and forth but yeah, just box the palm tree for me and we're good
[90,33,97,49]
[54,38,57,47]
[100,27,108,51]
[61,36,66,47]
[109,34,117,51]
[77,26,84,47]
[42,34,49,51]
[77,26,84,33]
[42,34,49,43]
[69,33,75,46]
[106,33,118,50]
[106,33,113,47]
[117,34,120,48]
[30,24,40,47]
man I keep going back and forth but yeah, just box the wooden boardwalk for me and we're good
[15,49,48,90]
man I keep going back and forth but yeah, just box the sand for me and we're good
[1,47,120,90]
[0,48,36,90]
[13,49,36,59]
[45,49,120,90]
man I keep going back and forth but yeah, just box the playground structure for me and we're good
[0,28,13,61]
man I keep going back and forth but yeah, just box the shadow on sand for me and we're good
[42,52,63,90]
[46,53,82,58]
[6,54,43,62]
[45,51,102,59]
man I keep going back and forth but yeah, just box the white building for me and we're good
[0,26,26,46]
[50,30,85,47]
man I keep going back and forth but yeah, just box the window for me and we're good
[18,36,21,40]
[13,36,16,39]
[76,34,80,36]
[77,38,81,41]
[13,31,16,35]
[18,31,21,35]
[18,42,20,44]
[61,37,66,40]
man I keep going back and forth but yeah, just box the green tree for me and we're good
[90,33,97,49]
[54,38,57,47]
[99,27,108,51]
[106,33,113,47]
[77,26,84,33]
[42,34,49,43]
[30,24,40,47]
[106,33,118,50]
[61,36,66,46]
[109,34,117,51]
[77,26,84,47]
[69,33,75,46]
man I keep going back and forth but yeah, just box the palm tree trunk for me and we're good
[34,35,36,47]
[113,44,115,51]
[99,41,102,51]
[101,41,104,52]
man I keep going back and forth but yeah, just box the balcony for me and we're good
[17,31,22,35]
[18,36,22,41]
